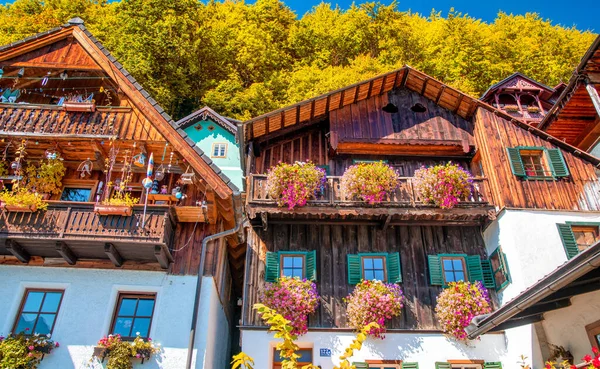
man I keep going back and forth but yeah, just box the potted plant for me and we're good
[0,331,59,368]
[340,162,399,204]
[259,276,319,336]
[503,104,520,112]
[435,281,492,341]
[344,280,404,338]
[95,191,139,216]
[25,157,66,199]
[266,161,326,210]
[413,162,473,209]
[93,333,159,368]
[0,187,48,212]
[545,347,599,369]
[527,106,541,113]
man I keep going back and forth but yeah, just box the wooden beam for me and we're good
[353,85,360,104]
[454,94,464,114]
[379,75,387,95]
[154,245,172,269]
[310,100,315,120]
[585,82,600,118]
[55,241,77,265]
[339,90,345,109]
[366,80,374,99]
[435,86,446,104]
[5,239,29,263]
[381,215,392,231]
[400,69,409,88]
[0,28,73,62]
[421,77,430,95]
[3,61,103,71]
[104,243,123,267]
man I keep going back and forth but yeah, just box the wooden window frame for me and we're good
[519,149,552,179]
[58,179,99,202]
[586,319,600,350]
[366,360,402,368]
[279,253,306,279]
[211,143,228,158]
[12,288,64,335]
[490,247,511,291]
[109,292,156,340]
[361,255,388,282]
[570,225,600,252]
[441,256,467,284]
[449,360,484,369]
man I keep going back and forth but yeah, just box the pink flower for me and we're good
[28,345,34,351]
[55,342,60,348]
[584,355,593,362]
[136,354,141,358]
[28,353,33,357]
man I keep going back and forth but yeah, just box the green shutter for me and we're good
[306,250,317,281]
[403,363,419,369]
[484,362,503,369]
[387,252,402,283]
[428,255,443,286]
[347,254,362,284]
[265,251,280,282]
[557,223,579,259]
[435,363,452,369]
[546,149,569,177]
[480,259,496,289]
[507,148,526,177]
[352,363,369,369]
[466,255,484,283]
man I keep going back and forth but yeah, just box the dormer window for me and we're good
[212,143,227,158]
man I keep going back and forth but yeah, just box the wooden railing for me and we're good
[248,174,491,207]
[0,202,174,247]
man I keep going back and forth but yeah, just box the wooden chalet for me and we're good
[539,35,600,151]
[0,18,244,292]
[239,65,600,332]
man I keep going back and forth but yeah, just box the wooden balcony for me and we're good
[0,202,175,268]
[247,175,495,225]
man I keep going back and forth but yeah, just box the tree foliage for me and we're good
[0,0,595,120]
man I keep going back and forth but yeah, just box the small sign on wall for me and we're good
[320,348,331,357]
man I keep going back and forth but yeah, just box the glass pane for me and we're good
[282,268,293,277]
[453,259,463,270]
[23,292,44,312]
[373,258,384,269]
[292,269,303,278]
[455,271,465,281]
[118,298,137,316]
[132,317,151,337]
[41,292,62,313]
[443,259,453,270]
[364,270,375,280]
[113,317,133,336]
[297,349,312,362]
[136,299,154,317]
[293,257,303,268]
[282,257,293,268]
[595,334,600,346]
[490,253,501,271]
[35,314,55,335]
[60,188,91,202]
[445,271,455,282]
[363,258,373,268]
[374,270,385,280]
[15,313,37,333]
[495,270,507,286]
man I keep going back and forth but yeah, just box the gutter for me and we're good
[466,241,600,339]
[185,191,249,369]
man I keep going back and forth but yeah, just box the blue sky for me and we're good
[267,0,599,32]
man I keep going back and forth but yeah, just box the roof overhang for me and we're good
[480,72,555,101]
[176,106,238,135]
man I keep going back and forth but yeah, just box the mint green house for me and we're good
[176,106,243,189]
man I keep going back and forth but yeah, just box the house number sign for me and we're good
[320,349,331,357]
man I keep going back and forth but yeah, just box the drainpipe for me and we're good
[185,191,248,369]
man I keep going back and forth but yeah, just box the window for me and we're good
[428,254,495,288]
[437,362,500,369]
[586,319,600,350]
[442,257,466,283]
[557,222,600,259]
[273,348,312,369]
[13,289,64,335]
[368,363,401,369]
[110,293,155,339]
[281,254,305,279]
[506,147,569,180]
[60,188,92,202]
[265,251,316,282]
[353,363,418,369]
[212,143,227,158]
[347,253,401,284]
[489,247,511,291]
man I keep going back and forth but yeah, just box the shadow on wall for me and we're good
[364,334,425,359]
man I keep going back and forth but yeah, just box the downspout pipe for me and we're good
[185,191,248,369]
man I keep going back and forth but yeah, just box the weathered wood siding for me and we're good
[243,224,491,330]
[474,108,600,210]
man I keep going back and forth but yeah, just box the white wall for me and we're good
[0,266,229,369]
[483,209,600,304]
[541,290,600,362]
[241,328,539,369]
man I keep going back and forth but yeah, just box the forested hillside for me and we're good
[0,0,595,120]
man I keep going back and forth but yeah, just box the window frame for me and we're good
[586,319,600,350]
[507,146,569,180]
[211,143,227,158]
[12,288,64,335]
[570,225,600,252]
[449,360,484,369]
[59,179,98,202]
[366,360,402,368]
[361,255,388,282]
[109,292,156,340]
[489,247,511,291]
[273,347,312,369]
[440,256,467,284]
[279,253,306,279]
[519,148,553,179]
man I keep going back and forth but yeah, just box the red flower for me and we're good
[55,342,60,348]
[592,358,600,368]
[570,365,577,369]
[584,355,593,362]
[594,347,600,355]
[545,363,552,369]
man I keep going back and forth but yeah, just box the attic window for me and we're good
[194,124,202,130]
[411,103,427,113]
[207,125,216,132]
[382,103,398,113]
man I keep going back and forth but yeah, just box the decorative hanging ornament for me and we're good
[142,177,153,189]
[10,160,21,171]
[146,152,154,177]
[41,72,50,86]
[77,158,93,178]
[45,148,57,160]
[154,164,165,181]
[17,68,24,78]
[175,191,183,200]
[60,70,68,80]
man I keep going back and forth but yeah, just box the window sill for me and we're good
[522,176,556,181]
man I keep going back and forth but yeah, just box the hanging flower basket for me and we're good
[344,280,404,338]
[266,161,326,210]
[435,281,492,341]
[259,277,319,336]
[340,162,399,204]
[413,162,473,209]
[0,332,59,369]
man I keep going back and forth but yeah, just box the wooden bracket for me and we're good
[6,239,29,263]
[104,243,123,267]
[55,241,77,265]
[154,245,173,269]
[381,215,393,231]
[260,212,268,231]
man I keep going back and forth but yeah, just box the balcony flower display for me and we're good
[434,281,491,341]
[413,162,473,209]
[527,106,541,113]
[25,157,66,198]
[266,161,326,210]
[259,276,319,336]
[344,280,404,338]
[503,104,520,112]
[0,187,48,212]
[340,162,399,204]
[0,332,59,369]
[94,333,159,369]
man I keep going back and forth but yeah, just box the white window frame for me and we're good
[211,143,227,158]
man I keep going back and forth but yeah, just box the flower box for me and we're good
[93,346,108,362]
[503,104,520,112]
[527,106,541,113]
[2,203,37,212]
[94,204,133,216]
[63,102,96,112]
